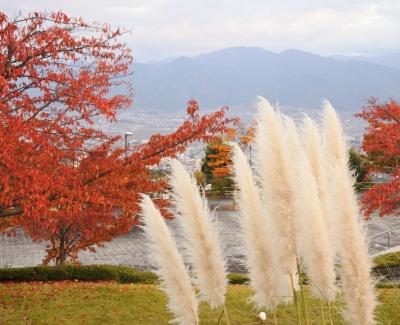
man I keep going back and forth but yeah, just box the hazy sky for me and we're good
[3,0,400,62]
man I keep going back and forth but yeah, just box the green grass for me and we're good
[0,282,399,324]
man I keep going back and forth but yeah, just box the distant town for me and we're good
[97,105,366,171]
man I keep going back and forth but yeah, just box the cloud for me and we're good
[3,0,400,61]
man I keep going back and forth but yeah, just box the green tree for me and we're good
[349,147,369,183]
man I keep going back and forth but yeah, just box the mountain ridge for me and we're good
[131,47,400,112]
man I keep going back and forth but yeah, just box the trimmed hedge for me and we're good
[4,255,398,285]
[376,282,400,289]
[227,273,249,285]
[0,265,249,285]
[0,265,158,284]
[373,252,400,269]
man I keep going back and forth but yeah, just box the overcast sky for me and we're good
[3,0,400,62]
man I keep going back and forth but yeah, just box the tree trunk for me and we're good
[55,235,67,265]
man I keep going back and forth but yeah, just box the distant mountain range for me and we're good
[330,53,400,70]
[131,47,400,112]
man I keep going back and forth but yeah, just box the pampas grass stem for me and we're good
[290,272,302,325]
[286,117,337,301]
[223,303,231,325]
[323,100,376,325]
[231,143,289,309]
[216,309,224,325]
[296,257,310,325]
[169,159,227,309]
[328,301,337,325]
[140,195,199,325]
[254,97,297,281]
[302,115,338,249]
[319,299,326,325]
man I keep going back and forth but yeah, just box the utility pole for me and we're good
[124,132,133,157]
[249,144,252,166]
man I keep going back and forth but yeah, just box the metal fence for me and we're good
[369,225,400,251]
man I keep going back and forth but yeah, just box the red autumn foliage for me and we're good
[0,11,236,264]
[356,98,400,218]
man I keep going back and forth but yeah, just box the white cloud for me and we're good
[3,0,400,61]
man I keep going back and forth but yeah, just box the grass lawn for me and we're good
[0,282,399,324]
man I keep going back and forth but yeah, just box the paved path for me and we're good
[373,245,400,257]
[0,200,399,272]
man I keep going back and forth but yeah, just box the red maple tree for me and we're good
[0,12,236,264]
[356,98,400,218]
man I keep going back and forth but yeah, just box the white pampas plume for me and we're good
[254,97,297,276]
[231,143,290,309]
[302,116,338,245]
[302,116,327,199]
[140,195,199,325]
[323,100,376,325]
[169,159,227,309]
[285,118,336,301]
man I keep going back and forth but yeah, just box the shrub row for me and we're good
[0,265,250,285]
[373,252,400,268]
[1,252,398,285]
[226,273,249,285]
[0,265,253,285]
[0,265,158,284]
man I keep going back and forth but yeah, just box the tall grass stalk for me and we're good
[140,195,199,325]
[328,301,337,325]
[302,116,338,250]
[296,257,310,325]
[231,143,289,309]
[254,97,297,285]
[286,118,337,301]
[319,299,326,325]
[290,272,302,325]
[169,159,227,310]
[323,101,376,325]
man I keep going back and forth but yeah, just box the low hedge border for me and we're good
[226,273,249,285]
[1,252,398,285]
[0,265,158,284]
[0,265,251,285]
[373,252,400,269]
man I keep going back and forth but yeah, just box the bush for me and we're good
[373,252,400,268]
[0,265,158,284]
[0,265,254,285]
[376,282,400,289]
[225,272,310,285]
[227,273,249,284]
[12,263,398,287]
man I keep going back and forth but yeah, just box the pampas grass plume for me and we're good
[302,116,327,200]
[169,159,227,309]
[302,116,338,245]
[254,97,297,275]
[140,195,199,325]
[231,143,289,309]
[323,101,376,325]
[285,118,336,301]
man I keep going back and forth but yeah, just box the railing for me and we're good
[368,225,400,251]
